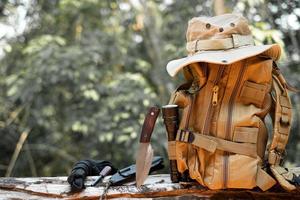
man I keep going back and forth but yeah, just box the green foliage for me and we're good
[0,0,299,177]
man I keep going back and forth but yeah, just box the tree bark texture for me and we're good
[0,173,300,199]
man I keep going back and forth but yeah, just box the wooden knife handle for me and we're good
[139,107,160,143]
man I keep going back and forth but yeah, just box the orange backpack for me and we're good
[164,14,297,191]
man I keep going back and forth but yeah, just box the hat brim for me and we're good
[166,44,281,77]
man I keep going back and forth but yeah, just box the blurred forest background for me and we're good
[0,0,299,177]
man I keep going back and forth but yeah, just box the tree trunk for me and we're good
[0,173,300,199]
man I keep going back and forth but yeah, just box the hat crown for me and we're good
[186,14,251,42]
[166,14,280,77]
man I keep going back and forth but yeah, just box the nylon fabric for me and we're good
[176,130,257,157]
[270,165,296,191]
[268,74,292,165]
[165,13,295,192]
[167,57,295,191]
[256,168,276,191]
[167,141,177,160]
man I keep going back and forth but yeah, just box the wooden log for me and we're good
[0,174,299,199]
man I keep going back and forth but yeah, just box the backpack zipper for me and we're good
[202,66,225,135]
[223,61,247,188]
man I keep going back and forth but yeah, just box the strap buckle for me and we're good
[176,129,195,143]
[188,82,200,94]
[268,149,286,165]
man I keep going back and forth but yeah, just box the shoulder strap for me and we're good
[168,81,193,105]
[169,64,204,105]
[272,62,299,92]
[268,62,293,165]
[263,61,297,191]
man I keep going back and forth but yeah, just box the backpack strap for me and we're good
[176,130,257,158]
[272,62,299,92]
[169,64,206,106]
[167,81,193,168]
[270,165,296,191]
[268,62,297,191]
[268,63,293,165]
[168,81,193,105]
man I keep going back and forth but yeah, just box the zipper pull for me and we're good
[212,85,219,106]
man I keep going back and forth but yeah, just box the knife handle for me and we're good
[139,107,160,143]
[90,166,112,187]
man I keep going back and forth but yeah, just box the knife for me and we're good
[135,106,160,187]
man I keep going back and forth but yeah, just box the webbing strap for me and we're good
[167,82,193,162]
[256,168,276,191]
[186,34,254,54]
[169,82,193,105]
[167,141,176,160]
[270,165,296,191]
[176,130,257,158]
[268,68,293,165]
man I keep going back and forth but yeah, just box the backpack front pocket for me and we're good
[239,81,268,108]
[226,154,259,189]
[233,126,258,144]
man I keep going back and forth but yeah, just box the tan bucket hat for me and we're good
[166,13,281,76]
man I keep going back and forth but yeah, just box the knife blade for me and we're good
[135,106,160,187]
